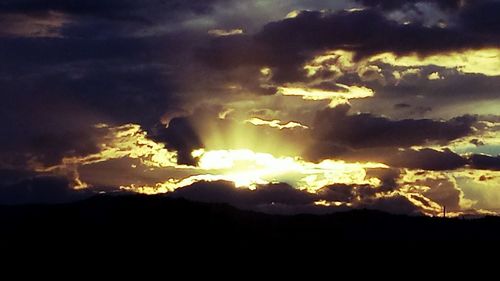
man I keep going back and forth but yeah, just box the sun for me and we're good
[187,148,387,191]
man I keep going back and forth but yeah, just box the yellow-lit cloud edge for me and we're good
[34,122,499,217]
[370,48,500,76]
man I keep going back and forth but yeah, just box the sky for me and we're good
[0,0,499,216]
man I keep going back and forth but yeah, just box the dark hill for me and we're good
[1,195,500,252]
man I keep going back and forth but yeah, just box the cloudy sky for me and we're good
[1,0,499,216]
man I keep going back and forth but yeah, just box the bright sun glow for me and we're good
[56,124,390,194]
[122,148,388,194]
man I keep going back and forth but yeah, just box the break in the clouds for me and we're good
[0,0,499,216]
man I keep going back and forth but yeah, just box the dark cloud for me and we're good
[170,180,429,215]
[0,172,459,215]
[0,173,91,205]
[418,177,462,211]
[78,157,197,188]
[340,63,500,119]
[151,117,203,165]
[0,34,195,71]
[309,145,468,171]
[0,169,35,186]
[201,4,500,83]
[197,35,266,70]
[394,103,412,109]
[0,0,230,167]
[0,32,195,168]
[0,54,179,167]
[470,139,484,146]
[257,8,462,57]
[469,154,500,171]
[354,0,465,11]
[357,194,424,215]
[0,0,498,214]
[372,73,500,100]
[0,1,230,41]
[0,0,275,170]
[382,148,467,171]
[2,0,496,170]
[366,168,401,191]
[460,0,500,34]
[311,104,474,149]
[170,181,317,207]
[0,0,222,22]
[307,104,473,170]
[317,183,377,202]
[0,97,105,167]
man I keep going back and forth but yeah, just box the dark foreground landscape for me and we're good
[1,195,500,252]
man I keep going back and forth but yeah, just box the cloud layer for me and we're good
[0,0,499,216]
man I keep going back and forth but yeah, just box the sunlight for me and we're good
[370,48,500,76]
[278,84,374,107]
[190,148,387,191]
[121,147,388,193]
[49,123,389,194]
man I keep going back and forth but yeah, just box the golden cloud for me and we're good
[245,117,308,130]
[278,84,374,107]
[123,148,388,193]
[304,48,500,89]
[208,28,244,37]
[398,169,476,215]
[37,123,181,188]
[428,72,443,80]
[371,48,500,76]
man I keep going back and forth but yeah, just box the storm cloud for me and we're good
[0,0,499,216]
[354,0,465,11]
[311,104,474,149]
[469,154,500,171]
[169,180,428,215]
[201,1,500,83]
